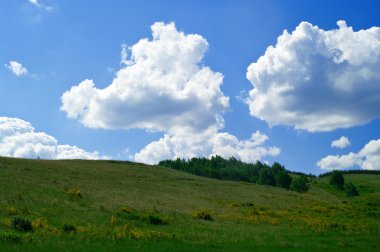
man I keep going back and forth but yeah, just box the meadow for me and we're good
[0,157,379,251]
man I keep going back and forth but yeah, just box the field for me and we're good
[0,157,379,251]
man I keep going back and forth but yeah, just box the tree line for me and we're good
[158,156,310,193]
[319,169,380,178]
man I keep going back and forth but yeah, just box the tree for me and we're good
[271,162,285,175]
[275,170,292,190]
[329,170,345,190]
[290,175,309,193]
[158,157,295,190]
[259,167,276,186]
[345,183,359,197]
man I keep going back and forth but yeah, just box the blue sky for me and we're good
[1,0,380,174]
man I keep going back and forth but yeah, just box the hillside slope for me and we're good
[0,157,379,251]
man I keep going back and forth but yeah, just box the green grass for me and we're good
[0,157,379,251]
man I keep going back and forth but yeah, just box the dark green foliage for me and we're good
[345,183,359,197]
[259,167,276,186]
[271,162,285,175]
[147,214,165,225]
[62,223,76,233]
[275,170,292,189]
[117,207,166,225]
[330,170,345,190]
[0,231,22,243]
[290,175,309,193]
[290,171,317,177]
[11,216,33,232]
[319,169,380,177]
[159,156,296,190]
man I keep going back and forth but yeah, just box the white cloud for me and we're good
[120,43,130,66]
[0,117,105,160]
[61,22,229,135]
[56,145,102,160]
[5,61,28,76]
[317,139,380,170]
[61,22,280,164]
[246,20,380,132]
[359,140,380,170]
[28,0,54,12]
[331,136,350,149]
[134,130,280,165]
[317,152,360,170]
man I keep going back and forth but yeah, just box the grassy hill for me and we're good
[0,157,379,251]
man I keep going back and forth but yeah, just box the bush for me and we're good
[259,167,276,186]
[345,183,359,197]
[11,217,33,232]
[329,170,345,190]
[191,209,213,221]
[0,231,22,243]
[147,214,165,225]
[290,175,309,193]
[275,170,292,189]
[62,223,76,233]
[117,207,166,225]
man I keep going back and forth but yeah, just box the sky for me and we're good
[1,0,380,174]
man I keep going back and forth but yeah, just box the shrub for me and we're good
[275,170,292,189]
[11,217,33,232]
[0,231,22,243]
[147,214,165,225]
[117,207,166,225]
[329,170,345,190]
[259,167,276,186]
[345,183,359,197]
[62,223,76,233]
[191,209,213,221]
[290,175,309,193]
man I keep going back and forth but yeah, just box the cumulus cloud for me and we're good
[61,22,228,135]
[317,139,380,170]
[331,136,350,149]
[317,152,360,170]
[358,140,380,170]
[135,130,280,165]
[5,61,28,76]
[61,22,280,164]
[28,0,54,12]
[0,117,105,160]
[246,20,380,132]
